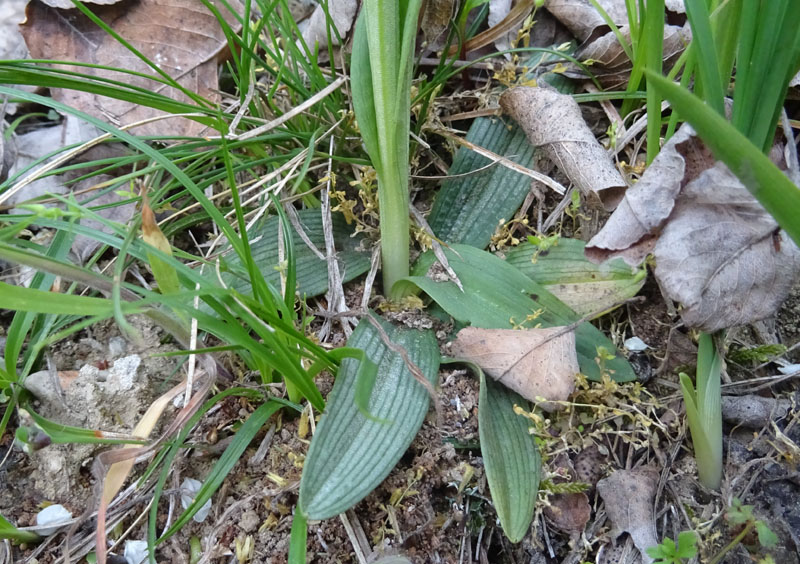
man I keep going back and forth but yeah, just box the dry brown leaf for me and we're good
[545,491,591,533]
[20,0,243,137]
[301,0,357,51]
[597,466,659,564]
[544,0,628,43]
[587,123,800,331]
[40,0,123,8]
[566,25,690,89]
[421,0,455,51]
[450,326,578,410]
[500,86,626,210]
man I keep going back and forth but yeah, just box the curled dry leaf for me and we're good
[450,326,578,410]
[488,0,514,53]
[543,454,590,535]
[543,0,628,43]
[20,0,243,137]
[597,466,659,564]
[587,123,800,331]
[567,25,690,89]
[500,86,626,210]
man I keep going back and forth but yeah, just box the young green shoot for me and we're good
[350,0,422,298]
[679,332,722,490]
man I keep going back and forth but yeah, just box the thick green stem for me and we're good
[377,174,410,299]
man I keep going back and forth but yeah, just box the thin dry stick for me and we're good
[320,136,356,340]
[228,76,346,141]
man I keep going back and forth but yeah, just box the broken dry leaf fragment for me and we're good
[21,0,243,137]
[587,123,800,331]
[543,0,628,43]
[450,326,578,410]
[597,466,659,564]
[500,86,626,210]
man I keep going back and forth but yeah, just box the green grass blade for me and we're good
[0,514,41,544]
[158,399,283,542]
[288,510,308,564]
[643,0,665,163]
[0,281,123,316]
[684,0,725,115]
[646,70,800,247]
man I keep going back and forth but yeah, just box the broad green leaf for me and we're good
[475,363,539,543]
[221,209,371,299]
[505,239,645,317]
[299,314,440,519]
[397,244,634,382]
[350,13,380,173]
[0,513,40,544]
[428,52,575,250]
[645,71,800,248]
[427,119,535,249]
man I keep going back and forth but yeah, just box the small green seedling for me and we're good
[679,332,722,490]
[646,530,698,564]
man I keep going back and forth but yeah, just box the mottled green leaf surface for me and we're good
[506,239,646,316]
[299,314,440,519]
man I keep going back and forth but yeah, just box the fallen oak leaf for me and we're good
[500,86,627,210]
[20,0,243,137]
[450,326,578,411]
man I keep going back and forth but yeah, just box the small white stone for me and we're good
[124,540,149,564]
[34,504,72,536]
[108,355,141,391]
[624,337,649,352]
[180,478,212,523]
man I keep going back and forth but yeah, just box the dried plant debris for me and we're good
[569,25,690,89]
[420,0,455,51]
[450,326,578,410]
[587,123,800,331]
[543,0,629,44]
[597,466,659,564]
[20,0,243,137]
[500,86,627,210]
